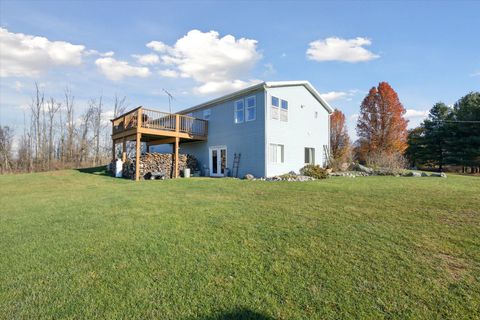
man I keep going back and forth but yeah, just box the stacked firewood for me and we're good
[122,153,198,180]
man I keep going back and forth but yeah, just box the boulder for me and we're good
[421,172,429,177]
[431,172,447,178]
[353,163,374,174]
[244,174,255,180]
[403,171,421,177]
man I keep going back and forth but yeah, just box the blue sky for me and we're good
[1,0,479,139]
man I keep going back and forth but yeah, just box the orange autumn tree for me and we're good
[356,82,408,163]
[330,109,351,168]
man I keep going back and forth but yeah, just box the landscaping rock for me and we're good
[244,174,255,180]
[353,163,374,174]
[421,172,429,177]
[403,171,421,177]
[431,172,447,178]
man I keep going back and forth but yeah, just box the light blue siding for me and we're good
[265,86,330,176]
[180,90,266,177]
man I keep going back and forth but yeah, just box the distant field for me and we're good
[0,168,479,319]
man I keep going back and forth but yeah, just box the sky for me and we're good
[1,0,479,140]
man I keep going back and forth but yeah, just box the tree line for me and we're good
[0,83,128,174]
[406,92,480,173]
[330,82,479,173]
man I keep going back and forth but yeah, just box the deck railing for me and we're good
[112,107,208,137]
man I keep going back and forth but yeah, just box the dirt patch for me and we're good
[436,252,468,281]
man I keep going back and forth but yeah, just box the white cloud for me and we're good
[146,41,169,53]
[404,109,429,119]
[470,71,480,77]
[0,27,86,77]
[320,89,359,102]
[132,53,160,65]
[158,69,180,78]
[307,37,379,63]
[148,29,261,95]
[95,56,151,81]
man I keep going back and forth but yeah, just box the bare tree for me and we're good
[90,96,104,165]
[30,82,44,163]
[64,87,75,163]
[0,126,14,173]
[46,97,62,169]
[77,103,95,165]
[113,93,128,117]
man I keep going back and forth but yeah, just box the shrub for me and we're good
[365,152,408,176]
[300,164,329,179]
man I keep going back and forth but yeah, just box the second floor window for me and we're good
[271,96,279,120]
[280,99,288,122]
[234,100,244,123]
[203,109,211,120]
[245,96,256,121]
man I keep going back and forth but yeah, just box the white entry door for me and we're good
[209,146,227,177]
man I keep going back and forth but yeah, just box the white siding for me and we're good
[265,86,330,177]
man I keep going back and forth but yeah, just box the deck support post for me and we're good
[135,132,141,181]
[122,138,127,162]
[112,139,116,163]
[174,137,179,178]
[173,114,180,178]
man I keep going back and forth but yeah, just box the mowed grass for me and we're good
[0,169,479,319]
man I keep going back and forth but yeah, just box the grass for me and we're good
[0,168,479,319]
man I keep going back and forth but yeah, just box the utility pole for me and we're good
[162,88,175,113]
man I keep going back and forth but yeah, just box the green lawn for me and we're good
[0,169,479,319]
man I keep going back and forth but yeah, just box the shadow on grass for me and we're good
[194,309,274,320]
[76,165,112,177]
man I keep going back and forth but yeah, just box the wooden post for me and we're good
[174,114,180,178]
[122,138,127,162]
[137,107,143,129]
[174,137,179,178]
[112,139,116,162]
[135,132,141,181]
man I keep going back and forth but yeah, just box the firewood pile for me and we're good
[122,152,198,180]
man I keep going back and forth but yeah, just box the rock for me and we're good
[353,163,374,174]
[340,162,350,171]
[421,172,429,177]
[244,174,255,180]
[288,171,297,176]
[431,172,447,178]
[403,171,421,177]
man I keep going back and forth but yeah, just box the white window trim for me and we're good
[245,95,256,122]
[234,99,244,124]
[304,147,315,165]
[269,143,284,164]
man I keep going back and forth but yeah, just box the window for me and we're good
[280,99,288,122]
[269,144,284,163]
[271,96,279,120]
[203,109,211,120]
[234,100,244,123]
[305,147,315,164]
[245,96,256,121]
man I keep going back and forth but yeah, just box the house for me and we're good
[111,81,333,180]
[178,81,333,177]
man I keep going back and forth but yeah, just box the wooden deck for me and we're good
[111,107,208,180]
